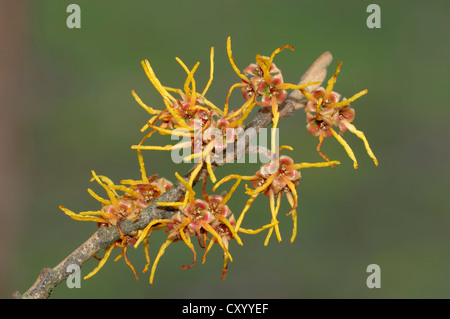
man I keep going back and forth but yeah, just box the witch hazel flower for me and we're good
[226,37,320,153]
[131,44,263,189]
[59,150,172,281]
[299,62,378,169]
[133,172,242,283]
[213,146,339,245]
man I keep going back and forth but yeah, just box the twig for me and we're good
[13,51,332,299]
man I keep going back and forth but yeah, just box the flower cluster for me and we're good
[59,150,172,281]
[299,62,378,169]
[59,37,378,284]
[130,46,245,187]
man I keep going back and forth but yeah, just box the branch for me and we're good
[14,51,332,299]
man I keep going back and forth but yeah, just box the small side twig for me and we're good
[14,51,332,299]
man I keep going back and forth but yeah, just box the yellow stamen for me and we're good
[175,57,191,76]
[164,100,191,130]
[142,59,176,103]
[170,215,191,238]
[316,97,323,117]
[120,179,141,186]
[134,219,170,248]
[213,174,258,192]
[178,220,197,270]
[277,81,321,91]
[108,184,140,198]
[316,133,334,166]
[113,248,124,261]
[78,211,113,220]
[255,54,272,84]
[221,251,229,280]
[235,192,259,232]
[282,176,298,216]
[269,44,294,65]
[187,62,200,106]
[179,221,193,251]
[221,177,242,205]
[271,98,280,154]
[91,171,118,206]
[175,171,196,207]
[228,98,257,127]
[59,206,105,223]
[198,95,223,116]
[202,238,216,264]
[190,104,210,113]
[238,220,279,235]
[139,128,157,148]
[94,175,127,199]
[164,86,185,98]
[332,89,368,109]
[329,127,358,169]
[264,191,282,245]
[299,87,317,102]
[182,139,215,163]
[278,145,294,152]
[94,174,136,197]
[131,90,161,115]
[174,57,199,105]
[131,141,191,151]
[122,245,139,282]
[143,236,151,273]
[216,215,243,246]
[325,61,342,99]
[226,36,249,82]
[140,114,163,133]
[182,152,202,162]
[201,222,233,262]
[147,124,192,137]
[206,153,217,183]
[287,160,340,170]
[87,188,111,205]
[201,47,214,98]
[137,149,149,184]
[224,82,245,116]
[155,201,185,207]
[188,157,204,191]
[286,192,297,243]
[245,173,277,196]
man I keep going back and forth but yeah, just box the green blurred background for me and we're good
[1,0,449,298]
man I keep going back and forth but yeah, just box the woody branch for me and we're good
[13,51,332,299]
